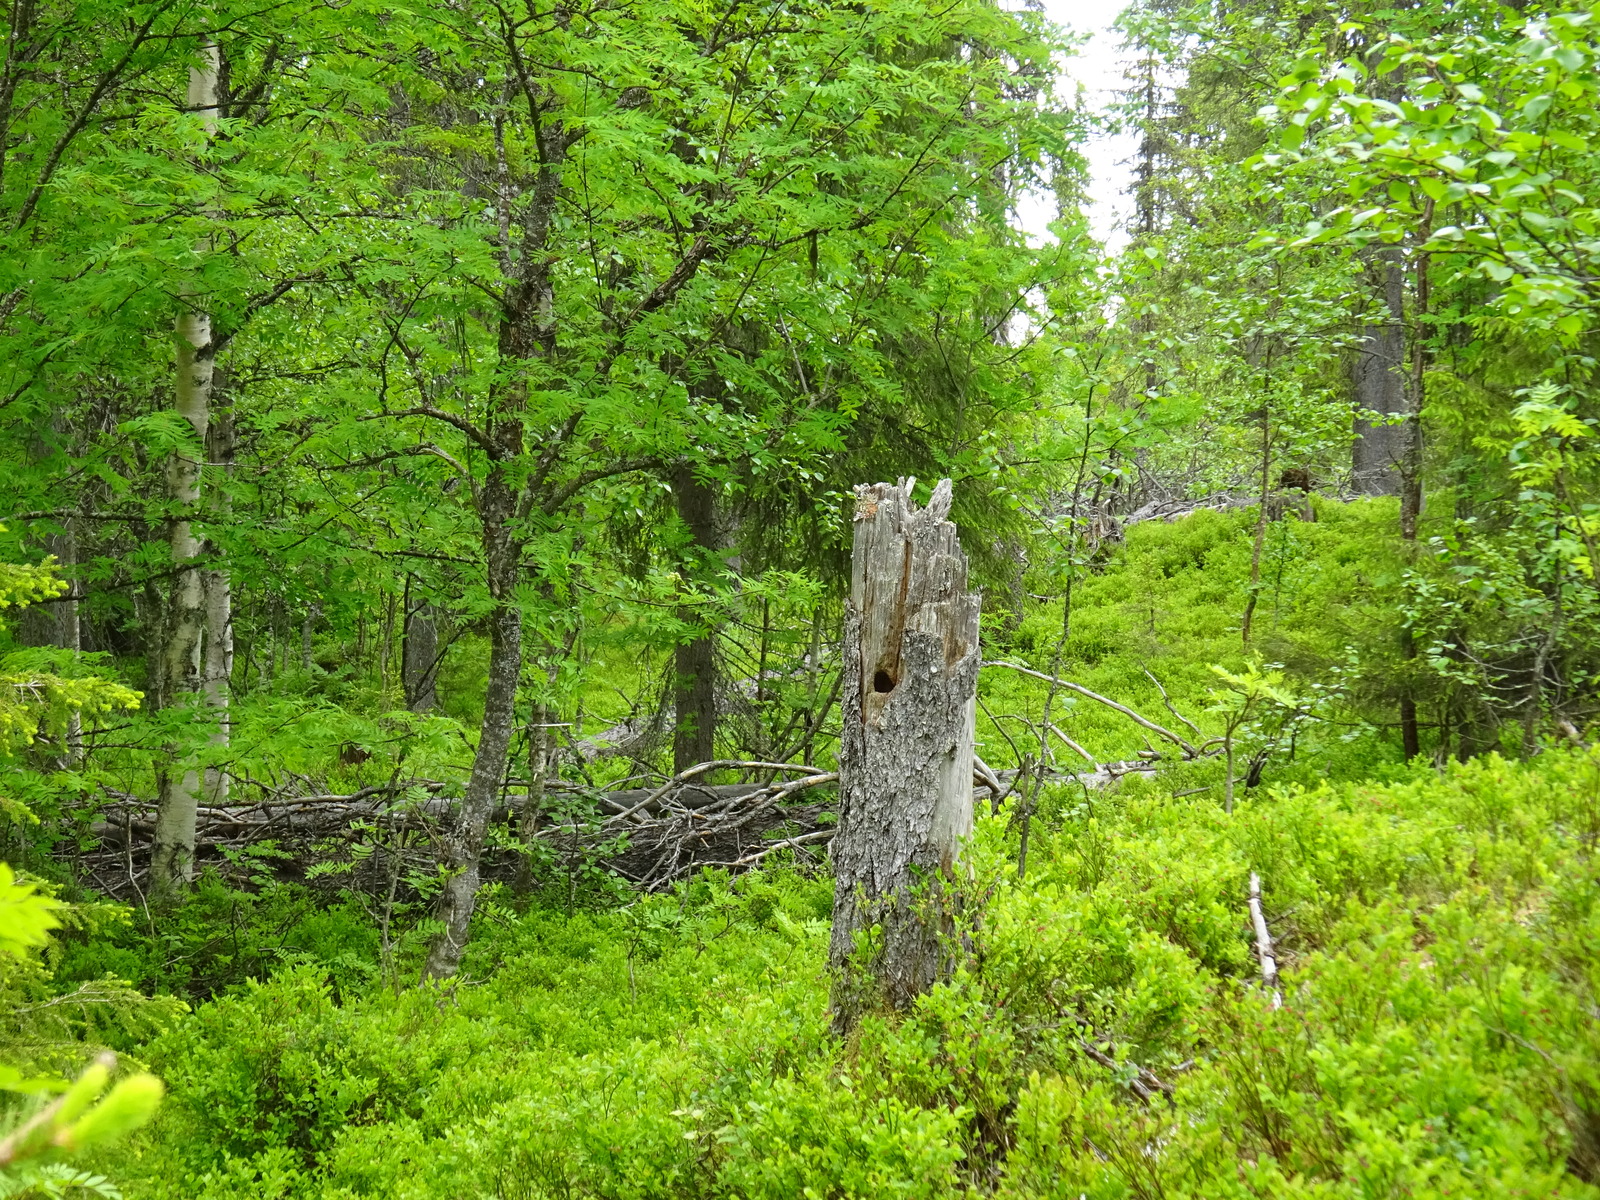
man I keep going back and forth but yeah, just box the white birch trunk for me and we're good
[202,569,231,807]
[152,39,220,898]
[829,478,980,1034]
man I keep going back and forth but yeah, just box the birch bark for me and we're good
[203,374,233,808]
[151,38,220,898]
[829,478,980,1034]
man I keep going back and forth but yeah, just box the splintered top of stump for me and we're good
[850,478,977,720]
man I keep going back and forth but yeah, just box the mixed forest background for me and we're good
[4,0,1600,1196]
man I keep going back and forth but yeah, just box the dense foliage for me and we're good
[5,0,1600,1194]
[56,743,1600,1199]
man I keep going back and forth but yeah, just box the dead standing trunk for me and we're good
[829,478,980,1035]
[402,590,440,713]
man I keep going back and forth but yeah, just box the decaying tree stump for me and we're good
[829,478,981,1033]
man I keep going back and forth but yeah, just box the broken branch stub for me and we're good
[829,478,981,1034]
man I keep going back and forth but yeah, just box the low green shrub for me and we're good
[92,750,1600,1198]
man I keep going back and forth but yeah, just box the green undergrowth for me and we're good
[979,498,1414,784]
[93,748,1600,1199]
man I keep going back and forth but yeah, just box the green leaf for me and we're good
[0,863,62,960]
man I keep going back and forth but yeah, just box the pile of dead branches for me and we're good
[78,761,842,902]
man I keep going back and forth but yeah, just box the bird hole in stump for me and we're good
[873,669,895,694]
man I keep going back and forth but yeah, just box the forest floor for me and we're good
[42,502,1600,1198]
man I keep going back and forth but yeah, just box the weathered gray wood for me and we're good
[1352,247,1406,496]
[1248,871,1282,1009]
[829,478,981,1033]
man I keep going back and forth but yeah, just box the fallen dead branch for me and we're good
[1045,722,1097,768]
[983,660,1203,758]
[1248,871,1282,1008]
[79,761,844,899]
[602,761,833,825]
[1076,1038,1183,1104]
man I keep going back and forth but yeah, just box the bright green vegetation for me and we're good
[0,509,1586,1198]
[981,499,1414,780]
[69,747,1597,1199]
[8,0,1600,1194]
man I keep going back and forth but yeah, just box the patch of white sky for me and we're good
[1011,0,1140,257]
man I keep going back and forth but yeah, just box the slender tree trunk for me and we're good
[1398,240,1430,761]
[1353,247,1407,495]
[424,472,523,979]
[514,701,551,896]
[423,103,569,978]
[50,524,81,767]
[402,578,440,712]
[1223,737,1236,815]
[673,465,718,771]
[829,479,981,1035]
[1400,250,1428,543]
[202,372,233,808]
[1241,403,1272,645]
[300,602,317,670]
[378,590,394,693]
[151,38,219,900]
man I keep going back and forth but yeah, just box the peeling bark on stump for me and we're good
[829,478,980,1035]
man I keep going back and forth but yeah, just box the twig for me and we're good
[731,828,836,866]
[124,809,149,933]
[1076,1038,1174,1103]
[603,760,830,825]
[1046,722,1097,768]
[1144,668,1205,739]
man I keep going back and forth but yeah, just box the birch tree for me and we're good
[150,39,220,897]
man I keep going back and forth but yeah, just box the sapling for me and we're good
[1205,661,1293,813]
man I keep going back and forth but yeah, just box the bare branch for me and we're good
[1248,871,1282,1008]
[1144,668,1205,739]
[363,405,497,457]
[983,660,1202,757]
